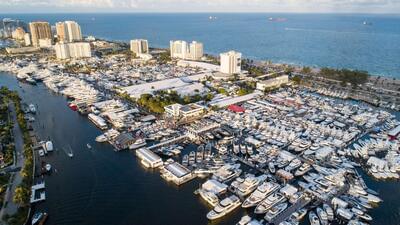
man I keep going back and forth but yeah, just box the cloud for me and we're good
[0,0,399,13]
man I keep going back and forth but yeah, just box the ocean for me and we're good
[1,13,400,77]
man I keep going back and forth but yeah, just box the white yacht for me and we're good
[290,208,307,221]
[254,192,285,214]
[45,164,51,172]
[29,104,36,114]
[129,138,146,150]
[207,195,241,220]
[242,181,280,208]
[316,207,328,225]
[212,164,242,183]
[199,189,219,206]
[322,204,334,221]
[233,175,267,197]
[95,134,107,142]
[294,163,311,176]
[265,202,288,222]
[309,211,320,225]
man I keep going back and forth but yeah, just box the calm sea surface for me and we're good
[1,13,400,77]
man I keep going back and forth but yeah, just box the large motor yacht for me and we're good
[207,195,241,220]
[242,181,280,208]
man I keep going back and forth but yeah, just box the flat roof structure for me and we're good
[210,92,262,108]
[165,162,191,178]
[121,74,208,98]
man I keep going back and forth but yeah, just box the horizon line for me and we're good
[1,11,399,15]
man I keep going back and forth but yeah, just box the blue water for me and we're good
[2,13,400,77]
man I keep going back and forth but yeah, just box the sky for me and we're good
[0,0,400,13]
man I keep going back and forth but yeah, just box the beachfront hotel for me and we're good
[54,42,91,59]
[29,21,52,47]
[130,39,149,55]
[220,50,241,74]
[170,40,203,60]
[56,21,82,43]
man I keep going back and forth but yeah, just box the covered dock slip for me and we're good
[136,148,163,168]
[161,162,194,185]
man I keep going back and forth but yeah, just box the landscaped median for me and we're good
[0,87,34,225]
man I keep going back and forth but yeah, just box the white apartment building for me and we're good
[55,42,91,59]
[38,38,52,48]
[130,39,149,54]
[220,51,242,74]
[56,21,82,43]
[24,33,31,46]
[170,40,203,60]
[189,41,203,60]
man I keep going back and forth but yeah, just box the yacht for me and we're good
[323,204,334,221]
[212,164,242,183]
[294,163,311,176]
[182,155,189,166]
[31,212,44,225]
[95,134,107,142]
[316,207,328,225]
[129,138,146,150]
[45,164,51,172]
[290,208,307,221]
[309,211,320,225]
[254,192,285,214]
[29,104,36,114]
[207,195,241,220]
[199,189,219,206]
[265,202,288,222]
[233,175,267,197]
[268,162,276,173]
[242,181,280,208]
[233,143,240,154]
[236,215,252,225]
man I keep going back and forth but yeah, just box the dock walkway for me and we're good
[270,197,311,224]
[147,135,187,150]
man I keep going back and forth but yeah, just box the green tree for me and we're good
[13,186,30,205]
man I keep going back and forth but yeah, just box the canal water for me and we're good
[1,72,399,225]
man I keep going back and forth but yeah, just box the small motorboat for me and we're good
[31,212,43,225]
[45,164,51,172]
[86,143,92,149]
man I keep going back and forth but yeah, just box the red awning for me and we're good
[227,104,245,113]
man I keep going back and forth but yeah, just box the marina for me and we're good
[1,71,399,225]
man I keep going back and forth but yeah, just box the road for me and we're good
[0,103,26,223]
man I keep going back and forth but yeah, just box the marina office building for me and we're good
[164,103,205,119]
[256,74,289,91]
